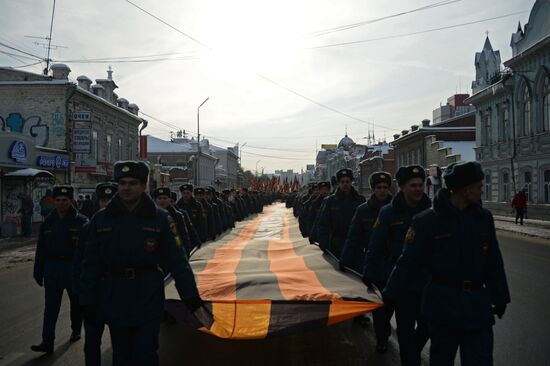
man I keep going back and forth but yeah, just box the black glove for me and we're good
[308,238,315,245]
[338,262,345,271]
[382,292,394,308]
[81,305,99,324]
[493,304,506,319]
[34,276,43,287]
[184,296,203,312]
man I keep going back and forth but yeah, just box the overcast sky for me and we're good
[0,0,535,173]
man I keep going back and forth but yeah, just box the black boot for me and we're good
[30,342,53,354]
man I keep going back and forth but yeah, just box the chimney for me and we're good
[117,98,129,110]
[393,134,401,140]
[401,129,409,136]
[422,119,431,127]
[91,84,106,99]
[411,124,419,131]
[127,103,139,116]
[96,79,117,104]
[76,75,92,91]
[50,63,71,80]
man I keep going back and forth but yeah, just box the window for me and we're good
[482,112,491,145]
[484,173,491,201]
[544,170,550,203]
[522,85,531,136]
[106,135,112,162]
[502,172,509,202]
[92,130,98,161]
[117,137,122,161]
[543,77,550,132]
[499,105,509,141]
[524,171,532,202]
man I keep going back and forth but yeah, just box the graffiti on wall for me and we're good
[0,113,50,146]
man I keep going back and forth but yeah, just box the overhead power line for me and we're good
[309,10,529,50]
[242,150,311,161]
[304,0,461,38]
[123,0,394,131]
[0,41,44,60]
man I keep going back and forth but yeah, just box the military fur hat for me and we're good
[152,187,171,199]
[206,186,216,194]
[395,165,426,185]
[113,161,149,183]
[179,183,194,192]
[95,182,118,200]
[443,161,484,191]
[336,168,353,181]
[369,172,392,188]
[53,185,74,199]
[318,181,331,189]
[194,187,205,195]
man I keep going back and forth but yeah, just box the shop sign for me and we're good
[72,111,92,121]
[36,155,69,169]
[73,128,91,153]
[9,140,28,162]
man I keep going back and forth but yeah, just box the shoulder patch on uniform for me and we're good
[97,227,112,233]
[167,216,183,247]
[405,227,416,243]
[373,218,381,230]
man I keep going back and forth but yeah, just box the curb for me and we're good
[0,237,37,254]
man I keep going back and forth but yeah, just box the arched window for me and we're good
[544,170,550,203]
[501,172,510,202]
[498,104,509,141]
[543,77,550,132]
[522,85,531,136]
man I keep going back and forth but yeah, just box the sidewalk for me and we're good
[0,235,37,254]
[493,215,550,239]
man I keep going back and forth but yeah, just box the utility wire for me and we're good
[0,42,44,60]
[124,0,211,50]
[242,150,311,161]
[309,10,529,49]
[122,0,393,131]
[304,0,460,38]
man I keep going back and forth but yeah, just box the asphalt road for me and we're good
[0,227,548,365]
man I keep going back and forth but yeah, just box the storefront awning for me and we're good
[4,168,55,178]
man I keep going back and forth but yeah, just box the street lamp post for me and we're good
[196,97,210,186]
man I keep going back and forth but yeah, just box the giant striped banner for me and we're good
[165,203,383,339]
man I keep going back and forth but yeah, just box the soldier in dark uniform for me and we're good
[153,188,193,256]
[194,187,217,241]
[220,190,236,229]
[305,181,331,241]
[170,191,201,253]
[206,187,227,233]
[177,184,207,243]
[79,161,203,366]
[74,182,117,365]
[384,161,510,366]
[299,184,319,237]
[363,165,431,363]
[340,172,392,273]
[317,169,366,258]
[31,185,88,354]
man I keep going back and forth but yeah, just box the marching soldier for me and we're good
[79,161,202,366]
[153,187,193,256]
[340,172,392,273]
[363,165,431,363]
[384,161,510,366]
[74,182,117,365]
[305,181,331,241]
[194,187,217,241]
[177,184,207,243]
[299,184,319,237]
[31,185,88,354]
[317,169,366,258]
[170,190,201,252]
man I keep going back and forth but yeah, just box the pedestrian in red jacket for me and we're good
[512,189,527,225]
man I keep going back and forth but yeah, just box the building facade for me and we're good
[466,0,550,219]
[0,64,143,235]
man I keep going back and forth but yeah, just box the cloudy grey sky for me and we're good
[0,0,534,172]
